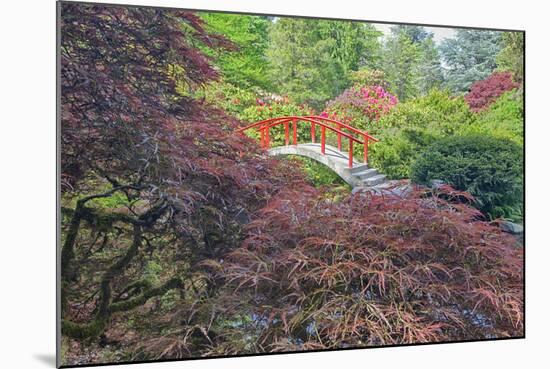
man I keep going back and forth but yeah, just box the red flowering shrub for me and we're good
[465,72,519,112]
[205,185,523,352]
[324,85,398,128]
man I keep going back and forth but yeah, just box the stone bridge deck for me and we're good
[268,143,386,188]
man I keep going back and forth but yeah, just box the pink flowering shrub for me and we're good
[465,72,519,112]
[324,85,398,129]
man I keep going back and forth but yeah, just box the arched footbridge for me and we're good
[236,116,387,188]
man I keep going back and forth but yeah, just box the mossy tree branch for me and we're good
[61,185,143,282]
[61,277,183,339]
[61,193,174,339]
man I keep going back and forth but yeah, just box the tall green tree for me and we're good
[384,26,444,97]
[267,18,381,109]
[439,29,502,93]
[496,31,524,84]
[267,18,330,108]
[417,37,444,94]
[200,13,271,90]
[391,25,430,43]
[382,28,421,101]
[318,21,382,71]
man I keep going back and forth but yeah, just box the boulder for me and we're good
[500,221,524,235]
[429,179,446,189]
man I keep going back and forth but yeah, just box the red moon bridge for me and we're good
[236,116,387,188]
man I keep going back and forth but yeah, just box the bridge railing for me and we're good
[236,116,379,168]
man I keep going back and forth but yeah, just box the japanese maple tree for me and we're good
[60,2,299,340]
[465,72,518,111]
[204,185,523,352]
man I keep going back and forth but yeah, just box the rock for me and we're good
[429,179,446,189]
[352,181,412,198]
[500,221,524,235]
[351,186,365,195]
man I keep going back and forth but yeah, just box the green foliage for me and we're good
[376,88,474,134]
[417,37,444,94]
[385,26,444,97]
[382,29,421,100]
[371,128,438,179]
[197,80,258,118]
[267,18,382,109]
[318,20,382,73]
[391,25,431,43]
[239,97,315,145]
[370,89,475,178]
[160,289,180,311]
[199,13,271,90]
[143,261,163,286]
[88,190,129,209]
[240,97,315,122]
[496,32,524,84]
[411,135,523,220]
[463,90,523,145]
[286,155,349,188]
[348,69,389,89]
[439,30,502,93]
[69,183,132,210]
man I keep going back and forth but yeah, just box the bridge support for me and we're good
[268,143,385,188]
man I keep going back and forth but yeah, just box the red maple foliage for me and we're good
[204,185,523,351]
[59,2,304,340]
[465,72,519,112]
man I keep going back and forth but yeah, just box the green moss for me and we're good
[160,289,179,311]
[143,261,163,286]
[62,317,109,339]
[88,190,130,209]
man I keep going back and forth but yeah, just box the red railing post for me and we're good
[364,135,369,164]
[260,128,265,148]
[265,126,270,148]
[321,125,326,155]
[284,121,289,146]
[348,139,354,168]
[311,121,316,143]
[292,118,298,145]
[337,123,342,151]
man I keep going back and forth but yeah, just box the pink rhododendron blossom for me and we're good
[325,85,398,125]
